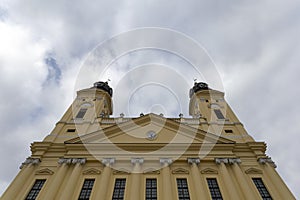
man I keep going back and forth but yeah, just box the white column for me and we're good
[188,158,209,200]
[229,158,259,200]
[42,158,72,200]
[59,158,86,200]
[215,158,241,199]
[160,158,174,200]
[93,158,115,199]
[129,158,144,200]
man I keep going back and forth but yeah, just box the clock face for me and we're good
[146,131,157,140]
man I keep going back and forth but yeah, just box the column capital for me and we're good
[102,158,115,167]
[131,158,144,165]
[20,157,40,169]
[58,158,86,165]
[187,158,200,165]
[58,158,72,165]
[160,158,173,166]
[258,157,277,168]
[215,158,229,164]
[72,158,86,165]
[228,158,241,164]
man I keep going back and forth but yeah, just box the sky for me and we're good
[0,0,299,198]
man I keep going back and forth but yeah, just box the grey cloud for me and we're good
[0,0,299,197]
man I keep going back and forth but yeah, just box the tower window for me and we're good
[225,130,233,133]
[67,129,76,132]
[78,179,95,200]
[76,108,87,119]
[112,178,126,200]
[214,109,225,119]
[252,178,272,200]
[176,178,190,200]
[207,178,223,200]
[25,179,46,200]
[146,178,157,200]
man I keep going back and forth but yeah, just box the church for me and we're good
[1,81,295,199]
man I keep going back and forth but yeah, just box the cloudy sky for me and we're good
[0,0,299,198]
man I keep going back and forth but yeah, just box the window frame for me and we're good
[112,178,127,200]
[176,178,191,200]
[252,177,273,200]
[76,108,88,119]
[214,109,225,119]
[25,179,46,200]
[78,178,95,200]
[206,177,223,200]
[145,178,157,200]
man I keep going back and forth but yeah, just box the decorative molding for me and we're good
[215,158,229,164]
[102,158,115,166]
[35,168,54,175]
[131,158,144,165]
[113,168,131,175]
[143,168,160,174]
[83,168,101,175]
[172,168,189,174]
[228,158,241,164]
[20,158,41,169]
[187,158,200,165]
[245,167,263,174]
[258,157,277,168]
[58,158,86,165]
[160,158,173,166]
[72,158,86,165]
[58,158,72,165]
[201,168,218,174]
[215,158,241,165]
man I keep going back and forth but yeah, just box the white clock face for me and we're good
[146,131,157,140]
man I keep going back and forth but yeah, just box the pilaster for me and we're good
[160,158,174,200]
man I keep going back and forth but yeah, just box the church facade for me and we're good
[1,81,295,199]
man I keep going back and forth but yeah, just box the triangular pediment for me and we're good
[113,168,131,174]
[172,168,189,174]
[66,113,234,145]
[83,168,101,175]
[245,167,263,174]
[201,168,218,174]
[143,168,160,174]
[35,168,54,175]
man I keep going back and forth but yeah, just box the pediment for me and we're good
[201,168,218,174]
[83,168,101,175]
[172,168,189,174]
[143,168,160,174]
[35,168,54,175]
[245,167,263,174]
[66,113,234,145]
[113,168,131,175]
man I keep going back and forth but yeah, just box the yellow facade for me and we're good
[1,81,295,200]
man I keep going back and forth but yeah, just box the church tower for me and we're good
[1,81,295,200]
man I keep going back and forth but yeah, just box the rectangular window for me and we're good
[207,178,223,200]
[225,130,233,133]
[112,178,126,200]
[214,109,225,119]
[25,179,46,200]
[145,178,157,200]
[78,179,95,200]
[67,129,76,132]
[252,178,272,200]
[176,178,190,200]
[76,108,87,118]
